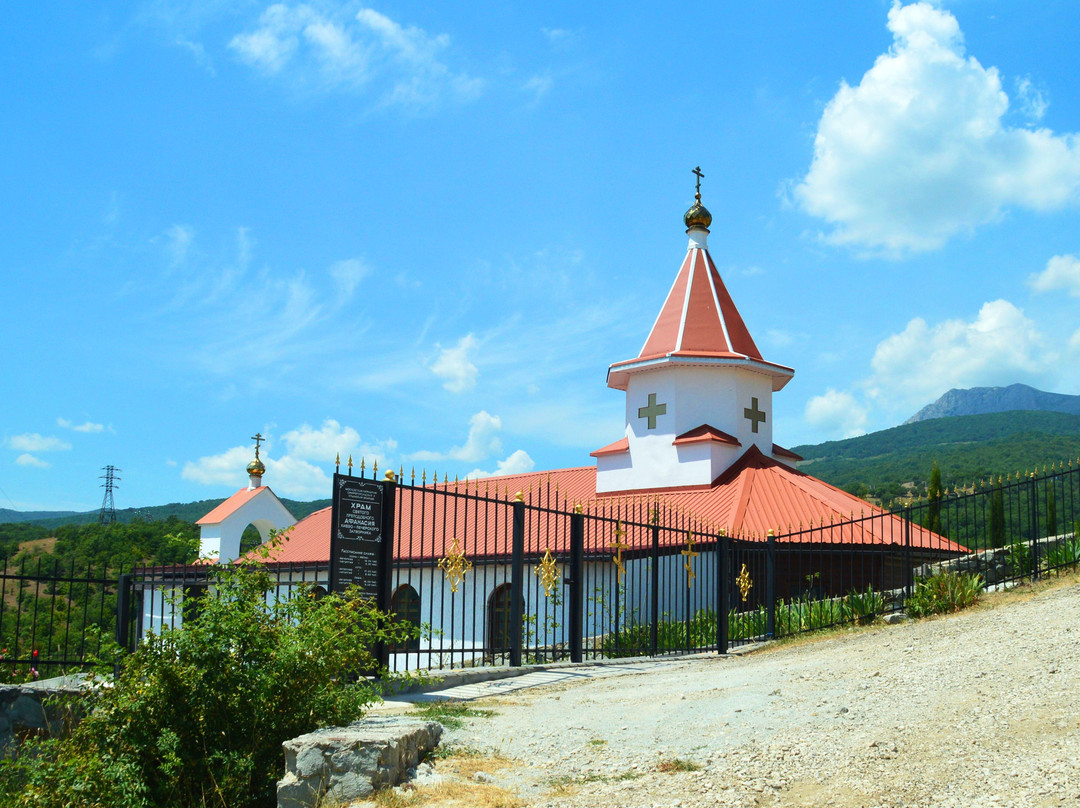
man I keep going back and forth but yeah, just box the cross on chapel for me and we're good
[251,432,264,459]
[692,166,704,196]
[638,393,667,430]
[743,398,766,433]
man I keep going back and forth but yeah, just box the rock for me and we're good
[277,717,442,808]
[473,771,496,783]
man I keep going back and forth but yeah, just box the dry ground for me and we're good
[370,571,1080,808]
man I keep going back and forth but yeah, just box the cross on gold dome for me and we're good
[251,432,264,460]
[692,166,704,199]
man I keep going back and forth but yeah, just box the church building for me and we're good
[167,173,961,665]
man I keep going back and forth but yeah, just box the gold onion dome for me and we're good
[247,458,266,476]
[684,194,712,230]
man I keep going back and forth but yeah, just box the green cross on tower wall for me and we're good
[743,397,766,433]
[638,393,667,430]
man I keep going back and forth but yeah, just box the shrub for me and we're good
[1,549,412,808]
[906,570,983,618]
[1007,538,1031,578]
[1044,535,1080,571]
[840,585,886,626]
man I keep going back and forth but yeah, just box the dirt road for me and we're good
[427,576,1080,808]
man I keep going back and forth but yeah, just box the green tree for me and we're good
[1045,484,1057,537]
[926,461,942,535]
[989,479,1006,549]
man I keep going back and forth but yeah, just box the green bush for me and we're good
[840,585,886,626]
[906,570,983,618]
[0,549,412,808]
[1044,535,1080,570]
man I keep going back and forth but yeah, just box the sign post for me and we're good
[329,472,395,616]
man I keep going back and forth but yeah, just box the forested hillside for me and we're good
[793,410,1080,501]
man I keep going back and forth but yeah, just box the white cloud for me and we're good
[329,257,369,297]
[866,299,1053,410]
[1029,253,1080,298]
[7,433,71,452]
[1015,76,1047,122]
[280,419,361,461]
[182,422,398,498]
[466,449,535,480]
[795,1,1080,253]
[165,224,194,267]
[411,410,502,463]
[805,389,868,439]
[15,454,49,469]
[522,74,553,100]
[57,418,105,433]
[229,4,481,108]
[430,334,478,392]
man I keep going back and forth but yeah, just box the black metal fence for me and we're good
[0,556,127,681]
[8,460,1080,680]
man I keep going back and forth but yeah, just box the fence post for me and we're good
[904,504,913,601]
[1030,474,1040,582]
[116,572,132,651]
[650,522,660,656]
[766,531,776,639]
[566,509,584,664]
[717,535,729,654]
[510,496,525,667]
[376,476,398,672]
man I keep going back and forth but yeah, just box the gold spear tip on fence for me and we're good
[349,455,355,474]
[335,452,340,472]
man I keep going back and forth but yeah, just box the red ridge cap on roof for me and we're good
[673,424,741,447]
[590,437,629,458]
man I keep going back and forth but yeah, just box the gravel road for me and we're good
[432,577,1080,808]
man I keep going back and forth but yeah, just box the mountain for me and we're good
[792,410,1080,500]
[8,497,332,530]
[0,507,80,524]
[905,384,1080,424]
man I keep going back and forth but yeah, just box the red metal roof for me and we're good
[640,247,761,360]
[673,424,741,447]
[589,437,629,457]
[258,451,964,564]
[196,487,268,525]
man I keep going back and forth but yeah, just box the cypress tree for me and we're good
[927,461,942,535]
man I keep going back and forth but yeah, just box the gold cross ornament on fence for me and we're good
[438,537,473,594]
[534,548,560,598]
[609,521,629,584]
[736,563,753,603]
[681,530,699,589]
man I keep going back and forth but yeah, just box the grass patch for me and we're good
[656,757,701,773]
[411,699,496,730]
[376,782,522,808]
[587,738,607,746]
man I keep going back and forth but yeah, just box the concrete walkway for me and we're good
[375,645,763,708]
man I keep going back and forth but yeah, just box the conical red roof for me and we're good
[639,246,762,360]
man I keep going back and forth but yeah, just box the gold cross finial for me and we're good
[251,432,264,460]
[692,166,704,199]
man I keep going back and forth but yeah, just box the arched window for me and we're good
[487,583,523,654]
[390,584,421,652]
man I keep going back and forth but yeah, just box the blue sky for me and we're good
[3,1,1080,512]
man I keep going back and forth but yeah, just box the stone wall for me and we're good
[914,534,1074,587]
[277,716,442,808]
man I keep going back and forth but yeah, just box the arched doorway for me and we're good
[390,584,421,652]
[487,583,523,654]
